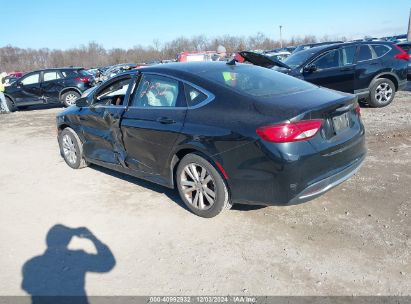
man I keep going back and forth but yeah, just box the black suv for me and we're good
[239,41,409,107]
[4,67,93,111]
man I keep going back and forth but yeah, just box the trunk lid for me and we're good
[254,87,364,153]
[239,51,291,69]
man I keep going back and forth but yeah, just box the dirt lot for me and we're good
[0,85,410,297]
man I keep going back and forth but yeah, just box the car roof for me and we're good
[27,67,84,74]
[304,40,395,53]
[134,62,242,76]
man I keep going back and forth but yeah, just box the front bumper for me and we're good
[288,154,365,205]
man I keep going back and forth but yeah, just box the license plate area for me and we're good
[332,112,350,134]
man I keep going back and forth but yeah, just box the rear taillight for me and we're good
[355,103,361,116]
[256,120,323,143]
[75,76,90,83]
[394,45,410,61]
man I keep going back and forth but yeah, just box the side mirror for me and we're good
[304,64,317,73]
[75,98,89,108]
[16,81,23,87]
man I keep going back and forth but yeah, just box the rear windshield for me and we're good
[199,64,315,97]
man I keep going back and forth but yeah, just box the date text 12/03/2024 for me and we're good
[149,296,257,303]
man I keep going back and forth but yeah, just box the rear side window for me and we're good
[184,84,208,107]
[61,70,78,78]
[357,45,372,61]
[372,45,390,57]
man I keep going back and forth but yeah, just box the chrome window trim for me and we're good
[127,72,215,110]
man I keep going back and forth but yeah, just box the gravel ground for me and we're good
[0,85,410,297]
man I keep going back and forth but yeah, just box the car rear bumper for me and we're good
[398,79,407,90]
[287,154,365,205]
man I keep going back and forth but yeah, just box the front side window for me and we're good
[132,75,180,107]
[312,49,340,69]
[43,71,61,82]
[357,45,373,61]
[21,73,40,85]
[95,77,131,106]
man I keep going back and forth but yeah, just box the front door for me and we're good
[121,73,187,176]
[81,74,133,165]
[14,72,43,104]
[303,46,357,93]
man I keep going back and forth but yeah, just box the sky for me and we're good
[1,0,410,50]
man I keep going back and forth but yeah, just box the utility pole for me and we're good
[279,25,283,48]
[408,8,411,41]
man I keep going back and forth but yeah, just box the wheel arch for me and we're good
[370,72,399,91]
[169,146,229,190]
[59,87,82,100]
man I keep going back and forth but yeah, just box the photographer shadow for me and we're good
[21,224,116,304]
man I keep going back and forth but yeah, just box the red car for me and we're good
[178,51,218,62]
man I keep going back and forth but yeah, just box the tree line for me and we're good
[0,33,348,72]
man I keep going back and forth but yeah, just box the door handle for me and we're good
[156,117,176,124]
[340,67,353,71]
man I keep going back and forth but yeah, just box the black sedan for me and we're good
[56,62,366,217]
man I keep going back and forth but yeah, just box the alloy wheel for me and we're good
[65,93,78,105]
[62,134,77,164]
[375,82,393,104]
[180,163,216,210]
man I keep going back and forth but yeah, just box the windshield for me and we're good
[199,64,315,97]
[283,49,318,69]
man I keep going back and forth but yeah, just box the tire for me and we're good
[368,78,396,108]
[176,153,232,218]
[5,97,17,112]
[61,91,80,107]
[58,127,88,169]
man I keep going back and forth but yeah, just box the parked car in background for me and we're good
[56,62,365,217]
[263,49,291,61]
[238,41,409,107]
[396,41,411,80]
[100,63,137,82]
[292,41,344,53]
[4,67,93,110]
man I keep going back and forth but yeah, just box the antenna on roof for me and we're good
[226,59,237,66]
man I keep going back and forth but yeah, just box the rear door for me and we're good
[13,72,42,104]
[121,73,187,175]
[354,44,380,92]
[41,70,65,103]
[302,46,357,93]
